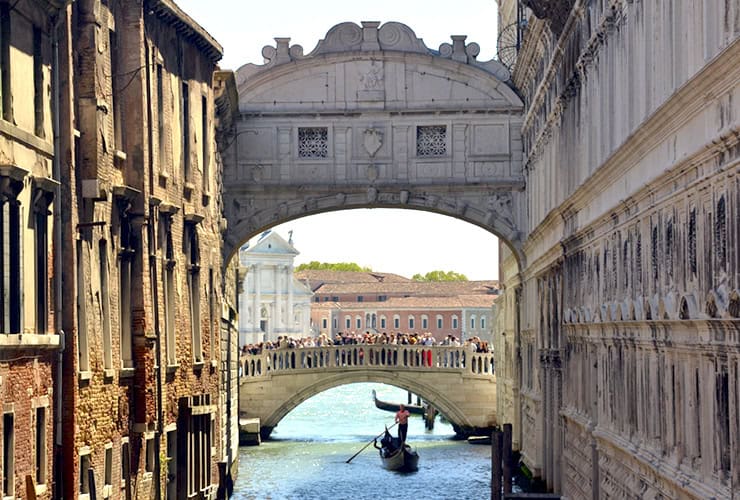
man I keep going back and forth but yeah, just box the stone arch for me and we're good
[259,371,478,436]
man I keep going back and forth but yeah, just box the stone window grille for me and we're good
[665,219,674,281]
[416,125,447,156]
[651,226,659,286]
[715,195,726,271]
[298,127,328,158]
[688,208,697,277]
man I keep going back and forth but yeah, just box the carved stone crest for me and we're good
[363,128,383,157]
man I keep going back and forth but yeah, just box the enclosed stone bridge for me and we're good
[239,344,496,437]
[221,20,526,263]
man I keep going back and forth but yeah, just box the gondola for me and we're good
[374,428,419,472]
[372,390,425,415]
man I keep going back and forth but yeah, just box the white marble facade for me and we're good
[238,231,313,345]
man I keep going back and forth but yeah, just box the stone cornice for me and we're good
[525,39,740,252]
[566,42,739,231]
[146,0,223,63]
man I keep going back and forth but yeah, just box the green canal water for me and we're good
[233,383,504,499]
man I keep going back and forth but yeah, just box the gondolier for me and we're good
[395,404,410,443]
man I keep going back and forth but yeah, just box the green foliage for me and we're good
[295,261,372,272]
[412,270,469,282]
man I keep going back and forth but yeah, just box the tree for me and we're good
[295,261,372,272]
[412,270,468,282]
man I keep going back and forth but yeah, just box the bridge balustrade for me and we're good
[239,345,494,378]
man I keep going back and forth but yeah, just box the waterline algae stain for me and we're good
[233,383,495,499]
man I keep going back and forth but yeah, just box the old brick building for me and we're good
[0,0,68,498]
[55,0,237,498]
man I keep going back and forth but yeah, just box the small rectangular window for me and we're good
[77,241,90,372]
[104,445,113,490]
[437,317,443,329]
[322,318,328,329]
[121,440,131,494]
[0,4,12,121]
[380,318,386,329]
[422,317,428,329]
[356,317,361,329]
[471,317,476,329]
[79,452,91,495]
[156,64,166,173]
[452,317,458,329]
[394,317,400,329]
[145,437,155,473]
[36,407,47,485]
[357,296,363,302]
[409,318,415,329]
[201,95,209,190]
[345,317,351,329]
[298,127,328,158]
[416,125,447,156]
[110,29,124,151]
[33,27,44,137]
[181,81,191,180]
[3,412,14,497]
[332,296,339,302]
[35,194,49,334]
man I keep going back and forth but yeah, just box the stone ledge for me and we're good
[0,333,61,349]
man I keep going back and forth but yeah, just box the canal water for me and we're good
[233,383,499,499]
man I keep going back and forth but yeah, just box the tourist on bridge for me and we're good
[395,404,411,443]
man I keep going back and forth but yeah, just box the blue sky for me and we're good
[176,0,501,280]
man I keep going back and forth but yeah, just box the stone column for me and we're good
[274,264,282,331]
[253,264,261,342]
[287,264,294,332]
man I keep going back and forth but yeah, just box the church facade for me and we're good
[238,232,313,345]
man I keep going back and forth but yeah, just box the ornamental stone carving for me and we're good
[362,128,383,157]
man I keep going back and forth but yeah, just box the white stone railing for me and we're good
[240,345,494,378]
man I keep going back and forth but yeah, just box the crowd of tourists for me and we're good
[241,331,491,356]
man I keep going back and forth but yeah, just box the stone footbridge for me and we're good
[239,345,497,437]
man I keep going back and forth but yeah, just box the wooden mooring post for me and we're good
[503,423,513,494]
[491,429,503,500]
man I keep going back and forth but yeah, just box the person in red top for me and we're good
[395,404,411,443]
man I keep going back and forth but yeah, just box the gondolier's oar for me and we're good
[346,422,398,464]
